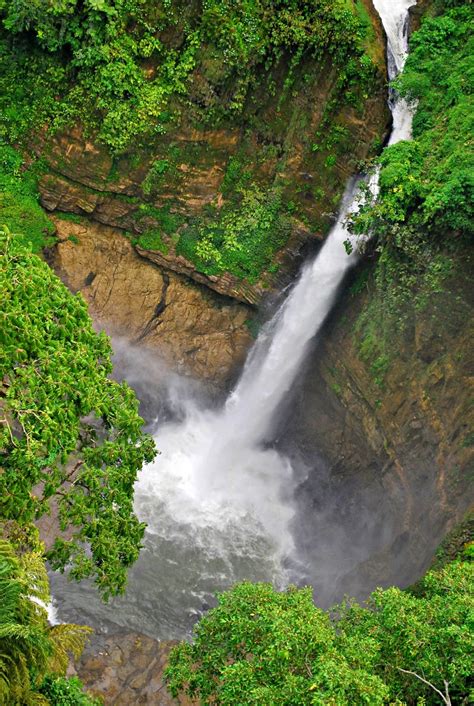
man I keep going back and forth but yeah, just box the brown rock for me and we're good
[283,252,474,600]
[34,6,390,306]
[69,631,196,705]
[51,216,252,384]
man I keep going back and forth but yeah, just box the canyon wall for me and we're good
[37,1,389,384]
[282,251,473,602]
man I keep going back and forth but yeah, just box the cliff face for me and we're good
[50,216,252,383]
[37,1,389,306]
[36,2,389,384]
[282,251,473,603]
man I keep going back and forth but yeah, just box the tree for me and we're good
[337,560,473,705]
[165,582,389,705]
[0,226,156,598]
[0,525,95,705]
[165,560,473,705]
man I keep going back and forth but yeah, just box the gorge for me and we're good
[47,0,446,637]
[0,0,472,703]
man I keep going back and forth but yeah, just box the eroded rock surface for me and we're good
[35,0,389,305]
[282,256,474,604]
[51,217,252,383]
[69,631,195,705]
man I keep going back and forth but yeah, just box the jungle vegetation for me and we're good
[0,225,156,598]
[350,0,473,379]
[165,549,473,705]
[0,0,377,151]
[0,0,472,703]
[0,524,99,705]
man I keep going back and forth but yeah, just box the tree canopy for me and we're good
[0,226,156,598]
[0,0,375,151]
[165,558,473,705]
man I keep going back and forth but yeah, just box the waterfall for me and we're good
[373,0,416,144]
[51,1,417,638]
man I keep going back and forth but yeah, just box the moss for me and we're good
[55,211,85,225]
[134,203,185,236]
[245,317,260,340]
[136,229,170,254]
[410,513,473,598]
[176,186,291,282]
[355,0,379,63]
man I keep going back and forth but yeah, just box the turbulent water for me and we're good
[51,1,416,638]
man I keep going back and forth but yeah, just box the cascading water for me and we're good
[373,0,416,144]
[51,1,416,637]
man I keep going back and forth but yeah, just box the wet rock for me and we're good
[283,255,474,604]
[69,631,195,705]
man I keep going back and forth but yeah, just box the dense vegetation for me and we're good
[0,226,156,598]
[0,145,55,253]
[0,0,472,701]
[166,552,473,705]
[0,525,99,704]
[351,0,473,378]
[0,0,384,283]
[0,0,376,152]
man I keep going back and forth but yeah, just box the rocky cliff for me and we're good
[281,250,473,604]
[68,631,195,705]
[35,1,389,385]
[38,30,388,304]
[49,216,252,383]
[38,72,388,306]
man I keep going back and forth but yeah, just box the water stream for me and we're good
[51,1,416,638]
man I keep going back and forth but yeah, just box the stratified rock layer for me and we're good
[35,0,389,305]
[283,254,474,603]
[51,216,252,383]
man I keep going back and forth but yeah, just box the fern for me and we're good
[0,532,93,704]
[48,624,93,675]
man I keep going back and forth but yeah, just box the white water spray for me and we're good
[134,0,417,601]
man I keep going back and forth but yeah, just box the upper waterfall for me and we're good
[373,0,416,144]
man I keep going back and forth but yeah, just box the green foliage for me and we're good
[0,0,375,151]
[0,530,93,705]
[0,33,68,143]
[136,228,170,254]
[142,158,172,196]
[39,675,101,705]
[165,560,473,705]
[359,5,474,239]
[132,202,184,254]
[0,144,55,252]
[350,4,473,377]
[339,561,474,705]
[0,227,156,598]
[165,582,389,705]
[177,185,290,282]
[221,155,252,196]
